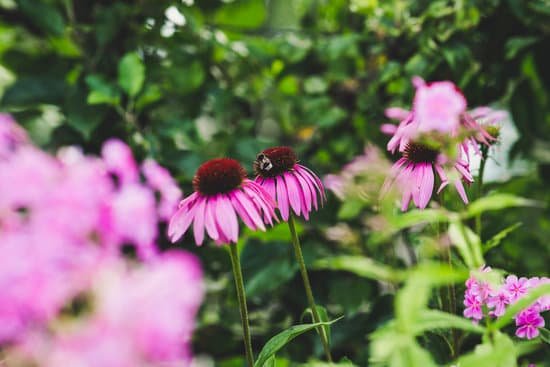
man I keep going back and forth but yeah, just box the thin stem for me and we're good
[475,145,489,237]
[287,214,333,363]
[228,244,254,367]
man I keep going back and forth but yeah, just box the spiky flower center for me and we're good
[193,158,246,196]
[254,146,297,177]
[403,142,439,164]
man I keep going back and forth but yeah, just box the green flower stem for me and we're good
[228,243,255,367]
[475,145,489,237]
[287,214,333,363]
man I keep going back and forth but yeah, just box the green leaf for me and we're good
[337,200,363,219]
[302,305,331,346]
[135,84,162,110]
[456,332,516,367]
[462,194,540,219]
[85,75,120,106]
[16,0,65,36]
[214,0,266,29]
[492,283,550,330]
[254,318,343,367]
[1,77,65,106]
[539,328,550,344]
[390,208,451,231]
[413,309,485,334]
[448,221,484,269]
[483,222,522,253]
[313,256,404,282]
[118,53,145,97]
[505,36,540,60]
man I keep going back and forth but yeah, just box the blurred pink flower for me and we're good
[254,146,325,221]
[169,158,277,245]
[0,113,28,158]
[413,80,467,133]
[142,158,182,220]
[101,139,139,185]
[463,293,483,321]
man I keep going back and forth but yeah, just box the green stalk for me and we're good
[287,214,333,362]
[228,243,255,367]
[475,145,489,237]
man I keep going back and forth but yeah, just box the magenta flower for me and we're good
[142,158,182,220]
[384,142,473,210]
[504,275,530,302]
[168,158,277,245]
[515,307,545,339]
[486,290,511,317]
[463,293,483,321]
[253,146,326,221]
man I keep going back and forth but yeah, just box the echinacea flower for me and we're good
[168,158,277,245]
[253,146,325,221]
[385,142,473,210]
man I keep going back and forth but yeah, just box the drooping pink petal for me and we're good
[230,192,256,231]
[192,197,206,246]
[284,172,302,216]
[215,194,239,243]
[294,170,312,213]
[233,189,266,231]
[259,177,276,202]
[243,183,277,225]
[454,180,469,204]
[417,164,434,209]
[168,202,198,242]
[276,176,290,220]
[204,197,219,241]
[299,164,326,202]
[295,166,319,210]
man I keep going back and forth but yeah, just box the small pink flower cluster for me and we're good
[0,115,204,366]
[464,268,549,339]
[382,78,502,210]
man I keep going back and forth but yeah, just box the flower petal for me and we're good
[284,172,301,216]
[276,175,290,221]
[192,197,206,245]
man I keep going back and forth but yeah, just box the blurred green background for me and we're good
[1,0,549,365]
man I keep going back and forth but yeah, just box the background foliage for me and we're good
[1,0,549,365]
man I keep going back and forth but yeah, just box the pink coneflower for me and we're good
[385,142,473,210]
[253,146,325,221]
[168,158,277,245]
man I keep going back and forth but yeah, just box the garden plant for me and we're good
[0,1,549,366]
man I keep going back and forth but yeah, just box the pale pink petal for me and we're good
[192,197,206,245]
[167,201,198,243]
[204,197,219,241]
[276,175,290,221]
[418,164,434,209]
[215,194,239,243]
[284,172,302,216]
[454,180,469,204]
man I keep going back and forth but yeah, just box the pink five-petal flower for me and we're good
[486,289,511,317]
[515,307,545,339]
[463,293,484,321]
[254,146,325,221]
[168,158,277,245]
[504,275,531,302]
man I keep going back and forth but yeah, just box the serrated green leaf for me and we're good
[313,256,404,282]
[118,52,145,97]
[254,318,343,367]
[483,222,522,253]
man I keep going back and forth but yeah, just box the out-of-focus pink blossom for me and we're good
[101,139,139,185]
[142,158,182,220]
[0,113,28,158]
[504,275,530,302]
[413,81,467,133]
[463,293,483,321]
